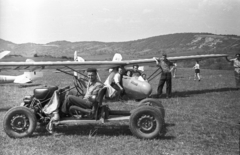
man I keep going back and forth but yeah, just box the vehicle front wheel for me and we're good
[3,106,37,138]
[129,106,164,139]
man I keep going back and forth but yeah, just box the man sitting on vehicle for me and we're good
[61,68,103,116]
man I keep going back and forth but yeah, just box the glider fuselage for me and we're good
[122,76,152,99]
[0,75,16,83]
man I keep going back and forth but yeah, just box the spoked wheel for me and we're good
[3,106,37,138]
[130,106,163,139]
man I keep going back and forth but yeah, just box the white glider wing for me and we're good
[123,54,228,67]
[0,61,127,71]
[0,54,228,72]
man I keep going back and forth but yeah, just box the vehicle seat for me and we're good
[34,86,58,101]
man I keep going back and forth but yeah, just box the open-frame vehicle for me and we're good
[3,74,166,139]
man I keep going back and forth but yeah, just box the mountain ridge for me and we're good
[1,33,240,58]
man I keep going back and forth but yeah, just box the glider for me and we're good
[0,51,43,84]
[1,52,228,139]
[0,53,228,98]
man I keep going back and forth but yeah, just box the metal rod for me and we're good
[109,110,130,116]
[147,67,160,80]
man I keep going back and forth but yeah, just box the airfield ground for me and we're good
[0,67,239,155]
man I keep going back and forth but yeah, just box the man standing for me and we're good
[227,53,240,89]
[61,68,103,115]
[154,53,174,98]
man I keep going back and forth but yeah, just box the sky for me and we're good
[0,0,240,44]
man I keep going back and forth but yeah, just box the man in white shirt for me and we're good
[111,67,124,99]
[172,62,177,78]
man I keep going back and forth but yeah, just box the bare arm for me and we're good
[225,56,235,66]
[116,82,123,91]
[225,56,232,62]
[153,57,159,65]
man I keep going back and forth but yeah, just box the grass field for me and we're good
[0,67,239,155]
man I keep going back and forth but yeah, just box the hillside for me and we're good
[1,33,240,59]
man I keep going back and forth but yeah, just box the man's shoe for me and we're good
[46,123,54,134]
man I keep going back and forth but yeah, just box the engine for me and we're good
[22,95,33,106]
[22,86,58,108]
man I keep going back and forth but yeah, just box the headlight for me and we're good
[23,95,33,103]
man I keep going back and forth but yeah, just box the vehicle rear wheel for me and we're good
[130,106,163,139]
[3,106,37,138]
[137,98,165,118]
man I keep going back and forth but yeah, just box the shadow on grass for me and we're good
[172,76,185,79]
[165,123,175,127]
[151,87,239,98]
[33,123,175,140]
[0,83,41,88]
[0,107,11,112]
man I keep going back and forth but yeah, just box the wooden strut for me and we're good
[147,67,162,82]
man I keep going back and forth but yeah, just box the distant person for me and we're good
[154,53,174,98]
[172,62,177,78]
[126,70,132,77]
[226,53,240,89]
[193,61,201,81]
[132,65,142,77]
[141,73,148,82]
[142,73,147,80]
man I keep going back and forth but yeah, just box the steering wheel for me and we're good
[73,76,87,96]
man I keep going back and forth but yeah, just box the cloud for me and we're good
[129,19,141,23]
[102,8,110,12]
[142,9,153,14]
[198,0,240,11]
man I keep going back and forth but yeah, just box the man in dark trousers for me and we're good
[226,53,240,89]
[61,68,103,115]
[154,53,174,98]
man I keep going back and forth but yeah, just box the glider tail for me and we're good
[14,59,43,83]
[0,51,11,59]
[112,53,122,62]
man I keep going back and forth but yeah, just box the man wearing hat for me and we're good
[227,53,240,88]
[61,68,103,115]
[154,53,174,98]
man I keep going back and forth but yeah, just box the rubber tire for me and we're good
[3,106,37,138]
[137,98,165,118]
[130,106,163,139]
